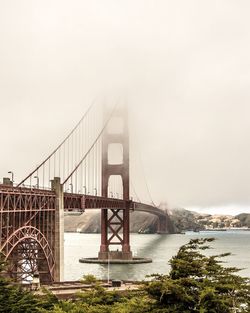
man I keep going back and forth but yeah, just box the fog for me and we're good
[1,0,250,214]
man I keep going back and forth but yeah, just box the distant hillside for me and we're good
[65,210,173,234]
[235,213,250,227]
[171,209,247,231]
[168,208,207,232]
[64,209,250,234]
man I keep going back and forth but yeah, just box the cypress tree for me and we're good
[145,238,250,313]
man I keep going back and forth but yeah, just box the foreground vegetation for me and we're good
[1,238,250,313]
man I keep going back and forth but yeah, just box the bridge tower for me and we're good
[99,105,132,260]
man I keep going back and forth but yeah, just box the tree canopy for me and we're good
[145,238,250,312]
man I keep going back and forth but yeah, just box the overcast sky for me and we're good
[1,0,250,214]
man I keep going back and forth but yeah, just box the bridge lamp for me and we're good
[34,176,39,188]
[8,171,14,183]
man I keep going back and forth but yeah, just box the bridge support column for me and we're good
[51,177,64,282]
[157,216,167,234]
[99,210,108,257]
[98,105,132,261]
[157,213,175,234]
[122,201,132,258]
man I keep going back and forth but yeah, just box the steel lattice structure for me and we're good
[0,185,56,283]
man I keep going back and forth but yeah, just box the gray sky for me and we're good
[1,0,250,214]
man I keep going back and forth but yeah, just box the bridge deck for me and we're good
[0,185,166,218]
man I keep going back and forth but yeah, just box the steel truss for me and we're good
[64,193,131,211]
[0,186,56,284]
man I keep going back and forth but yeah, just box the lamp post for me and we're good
[8,171,14,183]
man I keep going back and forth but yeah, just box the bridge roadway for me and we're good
[0,184,167,219]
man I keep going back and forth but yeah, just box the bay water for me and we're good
[64,231,250,281]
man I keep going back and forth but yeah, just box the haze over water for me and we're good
[65,232,250,281]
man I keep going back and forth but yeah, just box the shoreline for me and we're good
[64,228,250,234]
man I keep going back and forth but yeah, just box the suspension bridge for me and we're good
[0,101,173,284]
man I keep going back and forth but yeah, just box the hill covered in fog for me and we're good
[64,208,250,234]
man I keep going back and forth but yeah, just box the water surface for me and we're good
[64,231,250,281]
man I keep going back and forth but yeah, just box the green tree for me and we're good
[81,274,98,285]
[0,253,56,313]
[144,238,250,312]
[110,296,154,313]
[76,283,123,306]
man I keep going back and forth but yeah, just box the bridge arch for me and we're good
[2,226,55,283]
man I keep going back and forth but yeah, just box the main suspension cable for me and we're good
[17,101,96,187]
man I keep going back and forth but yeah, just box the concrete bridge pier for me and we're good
[51,177,64,282]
